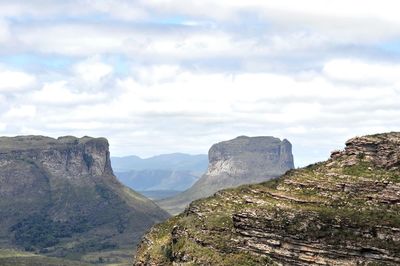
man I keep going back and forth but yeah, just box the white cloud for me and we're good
[323,59,400,85]
[0,1,148,21]
[5,59,395,159]
[94,62,400,163]
[133,64,182,84]
[88,1,149,21]
[4,105,36,119]
[31,81,107,105]
[12,23,336,61]
[0,69,36,92]
[16,24,128,56]
[2,1,400,51]
[139,1,400,43]
[73,57,113,84]
[0,1,400,166]
[15,24,241,58]
[0,19,10,43]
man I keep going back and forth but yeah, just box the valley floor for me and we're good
[0,248,133,266]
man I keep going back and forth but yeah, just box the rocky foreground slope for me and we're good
[158,136,294,214]
[135,132,400,265]
[0,136,169,263]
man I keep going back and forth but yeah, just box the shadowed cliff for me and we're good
[0,135,169,264]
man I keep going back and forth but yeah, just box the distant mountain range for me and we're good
[111,153,208,199]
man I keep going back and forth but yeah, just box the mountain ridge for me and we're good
[134,132,400,265]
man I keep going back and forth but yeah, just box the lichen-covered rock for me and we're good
[158,136,294,214]
[332,132,400,170]
[135,132,400,265]
[0,135,169,261]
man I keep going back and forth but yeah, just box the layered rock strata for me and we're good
[158,136,294,214]
[0,135,169,260]
[135,132,400,265]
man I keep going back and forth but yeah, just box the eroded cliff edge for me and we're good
[135,132,400,265]
[0,135,169,261]
[158,136,294,214]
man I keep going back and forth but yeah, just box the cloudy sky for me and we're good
[1,1,400,166]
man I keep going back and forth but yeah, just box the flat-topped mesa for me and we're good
[331,132,400,169]
[157,136,294,214]
[208,136,294,175]
[0,135,169,260]
[206,135,294,187]
[0,135,113,180]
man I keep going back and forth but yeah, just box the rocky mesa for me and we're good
[158,136,294,214]
[0,135,169,263]
[135,132,400,265]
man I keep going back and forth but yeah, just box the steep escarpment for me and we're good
[0,136,169,263]
[135,132,400,265]
[158,136,294,214]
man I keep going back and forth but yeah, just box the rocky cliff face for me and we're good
[0,136,169,263]
[157,136,294,214]
[206,136,294,184]
[135,132,400,265]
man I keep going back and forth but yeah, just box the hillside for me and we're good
[135,132,400,265]
[0,249,92,266]
[111,154,208,198]
[0,135,169,264]
[157,136,294,214]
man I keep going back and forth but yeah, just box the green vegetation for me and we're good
[0,135,169,265]
[135,133,400,265]
[343,160,372,176]
[11,213,93,251]
[0,249,92,266]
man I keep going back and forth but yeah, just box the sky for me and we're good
[1,1,400,166]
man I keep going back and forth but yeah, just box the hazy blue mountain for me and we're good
[116,169,199,192]
[112,153,207,173]
[111,153,208,197]
[137,190,183,201]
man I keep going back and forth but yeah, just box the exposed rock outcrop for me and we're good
[134,132,400,265]
[0,135,169,262]
[331,132,400,170]
[157,136,294,214]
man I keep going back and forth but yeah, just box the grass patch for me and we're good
[0,249,92,266]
